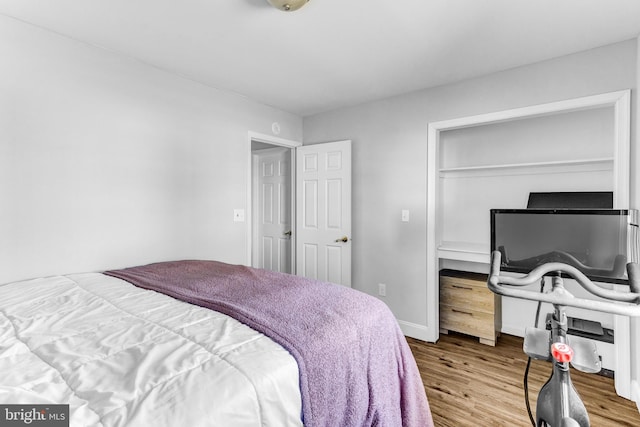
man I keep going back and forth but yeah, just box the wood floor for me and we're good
[407,333,640,426]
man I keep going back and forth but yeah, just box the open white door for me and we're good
[253,147,292,273]
[296,140,352,286]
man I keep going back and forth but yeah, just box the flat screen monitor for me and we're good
[490,209,639,285]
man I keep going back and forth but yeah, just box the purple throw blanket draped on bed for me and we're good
[105,260,433,427]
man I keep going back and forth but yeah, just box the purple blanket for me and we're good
[105,260,433,427]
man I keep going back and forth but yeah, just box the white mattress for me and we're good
[0,273,302,426]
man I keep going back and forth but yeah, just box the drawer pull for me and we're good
[452,309,473,316]
[451,285,473,290]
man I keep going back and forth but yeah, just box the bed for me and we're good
[0,260,433,426]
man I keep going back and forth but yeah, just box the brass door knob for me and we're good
[335,236,349,243]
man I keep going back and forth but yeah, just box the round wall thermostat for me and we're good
[271,122,281,135]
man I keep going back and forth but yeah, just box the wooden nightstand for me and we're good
[439,269,502,346]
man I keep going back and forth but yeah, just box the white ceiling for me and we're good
[2,0,640,116]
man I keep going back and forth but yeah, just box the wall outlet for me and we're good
[401,209,410,222]
[378,283,386,297]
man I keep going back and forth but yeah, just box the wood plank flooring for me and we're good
[407,333,640,426]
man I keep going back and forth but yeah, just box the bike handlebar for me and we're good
[627,262,640,294]
[488,251,640,317]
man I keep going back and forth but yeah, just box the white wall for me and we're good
[0,16,302,284]
[303,39,638,332]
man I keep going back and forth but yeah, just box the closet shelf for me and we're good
[438,241,490,264]
[438,157,614,174]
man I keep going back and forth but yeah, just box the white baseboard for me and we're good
[398,320,525,343]
[398,320,432,342]
[632,380,640,413]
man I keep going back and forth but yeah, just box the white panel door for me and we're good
[256,148,292,273]
[296,140,351,286]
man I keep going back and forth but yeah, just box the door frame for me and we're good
[247,131,302,271]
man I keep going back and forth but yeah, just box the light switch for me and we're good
[234,209,245,222]
[401,210,410,222]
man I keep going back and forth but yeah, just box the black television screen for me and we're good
[490,209,639,285]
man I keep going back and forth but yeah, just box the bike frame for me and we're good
[535,276,589,426]
[487,251,640,427]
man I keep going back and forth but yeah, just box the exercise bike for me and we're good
[487,250,640,427]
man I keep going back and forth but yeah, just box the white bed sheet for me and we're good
[0,273,302,427]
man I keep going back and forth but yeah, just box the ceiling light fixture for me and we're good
[266,0,309,12]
